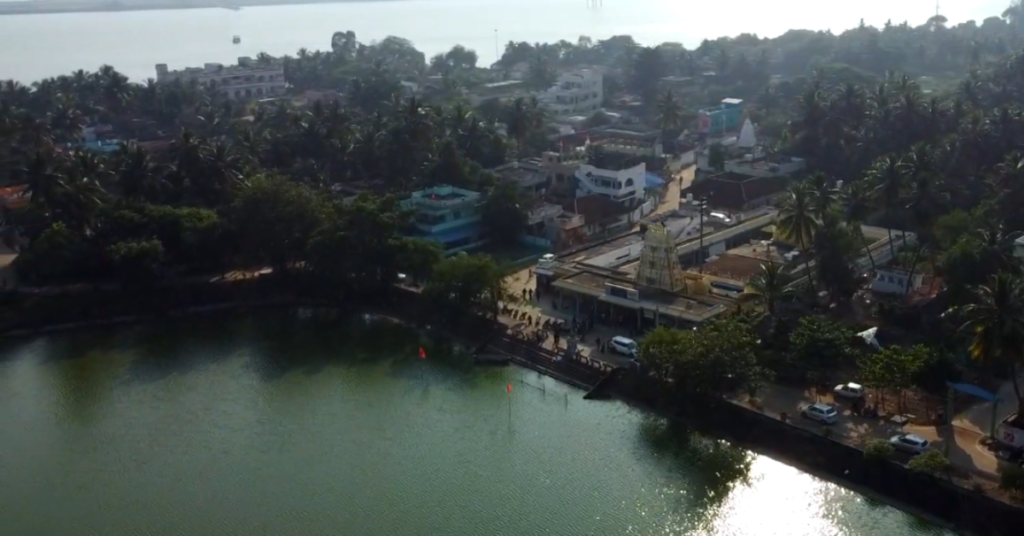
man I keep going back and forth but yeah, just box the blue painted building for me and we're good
[402,185,487,254]
[697,98,744,136]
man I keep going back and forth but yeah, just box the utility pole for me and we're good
[696,196,708,272]
[494,29,499,65]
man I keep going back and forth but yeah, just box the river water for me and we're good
[0,0,1010,83]
[0,311,955,536]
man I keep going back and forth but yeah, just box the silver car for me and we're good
[801,403,839,424]
[890,434,929,455]
[834,382,866,399]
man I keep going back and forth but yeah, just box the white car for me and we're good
[610,336,639,357]
[801,403,839,424]
[834,382,866,399]
[890,434,930,455]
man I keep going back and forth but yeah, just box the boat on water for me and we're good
[232,35,241,44]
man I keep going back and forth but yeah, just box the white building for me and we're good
[575,160,646,208]
[539,70,603,116]
[871,267,925,295]
[1015,235,1024,260]
[155,57,287,101]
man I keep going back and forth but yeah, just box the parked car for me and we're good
[889,434,930,455]
[801,403,839,424]
[833,382,866,399]
[610,336,639,357]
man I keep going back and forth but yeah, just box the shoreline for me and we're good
[2,286,1022,534]
[0,0,396,17]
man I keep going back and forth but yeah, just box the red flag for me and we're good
[506,383,512,393]
[419,347,427,359]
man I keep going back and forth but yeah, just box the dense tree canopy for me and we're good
[6,4,1024,415]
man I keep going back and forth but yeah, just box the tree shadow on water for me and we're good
[636,415,754,529]
[32,330,132,424]
[122,315,252,384]
[243,310,432,382]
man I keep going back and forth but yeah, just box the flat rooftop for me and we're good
[553,270,730,322]
[722,241,787,264]
[701,254,774,283]
[560,232,644,265]
[481,80,523,89]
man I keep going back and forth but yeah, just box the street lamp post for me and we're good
[697,195,709,273]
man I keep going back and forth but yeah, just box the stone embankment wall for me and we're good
[3,280,1024,535]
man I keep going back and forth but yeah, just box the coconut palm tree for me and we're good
[503,96,543,156]
[806,172,840,220]
[21,150,68,218]
[739,262,793,317]
[655,89,683,132]
[842,180,877,272]
[776,182,819,295]
[949,272,1024,417]
[114,142,163,202]
[866,154,906,262]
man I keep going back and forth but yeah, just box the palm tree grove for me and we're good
[5,0,1024,505]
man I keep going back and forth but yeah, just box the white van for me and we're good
[610,336,639,357]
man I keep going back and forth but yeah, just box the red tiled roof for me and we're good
[681,172,789,212]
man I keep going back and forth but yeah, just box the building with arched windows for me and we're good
[155,57,286,101]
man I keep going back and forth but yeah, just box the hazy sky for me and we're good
[0,0,1016,81]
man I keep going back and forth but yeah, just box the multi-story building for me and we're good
[539,70,603,116]
[492,159,550,196]
[575,154,646,209]
[468,80,527,106]
[402,185,486,254]
[589,125,664,158]
[155,57,287,101]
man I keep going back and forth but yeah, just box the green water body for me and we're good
[0,311,956,536]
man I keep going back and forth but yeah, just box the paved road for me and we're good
[736,384,1002,485]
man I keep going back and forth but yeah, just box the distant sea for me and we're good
[0,0,1012,83]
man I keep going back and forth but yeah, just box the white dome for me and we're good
[737,118,757,148]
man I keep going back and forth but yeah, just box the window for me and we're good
[897,277,905,286]
[646,276,657,286]
[452,210,462,220]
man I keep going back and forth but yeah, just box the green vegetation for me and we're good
[640,317,769,397]
[865,439,896,460]
[998,463,1024,500]
[5,4,1024,423]
[907,450,952,477]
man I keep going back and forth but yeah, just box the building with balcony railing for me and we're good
[575,154,646,209]
[155,57,286,101]
[401,185,486,253]
[538,69,603,116]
